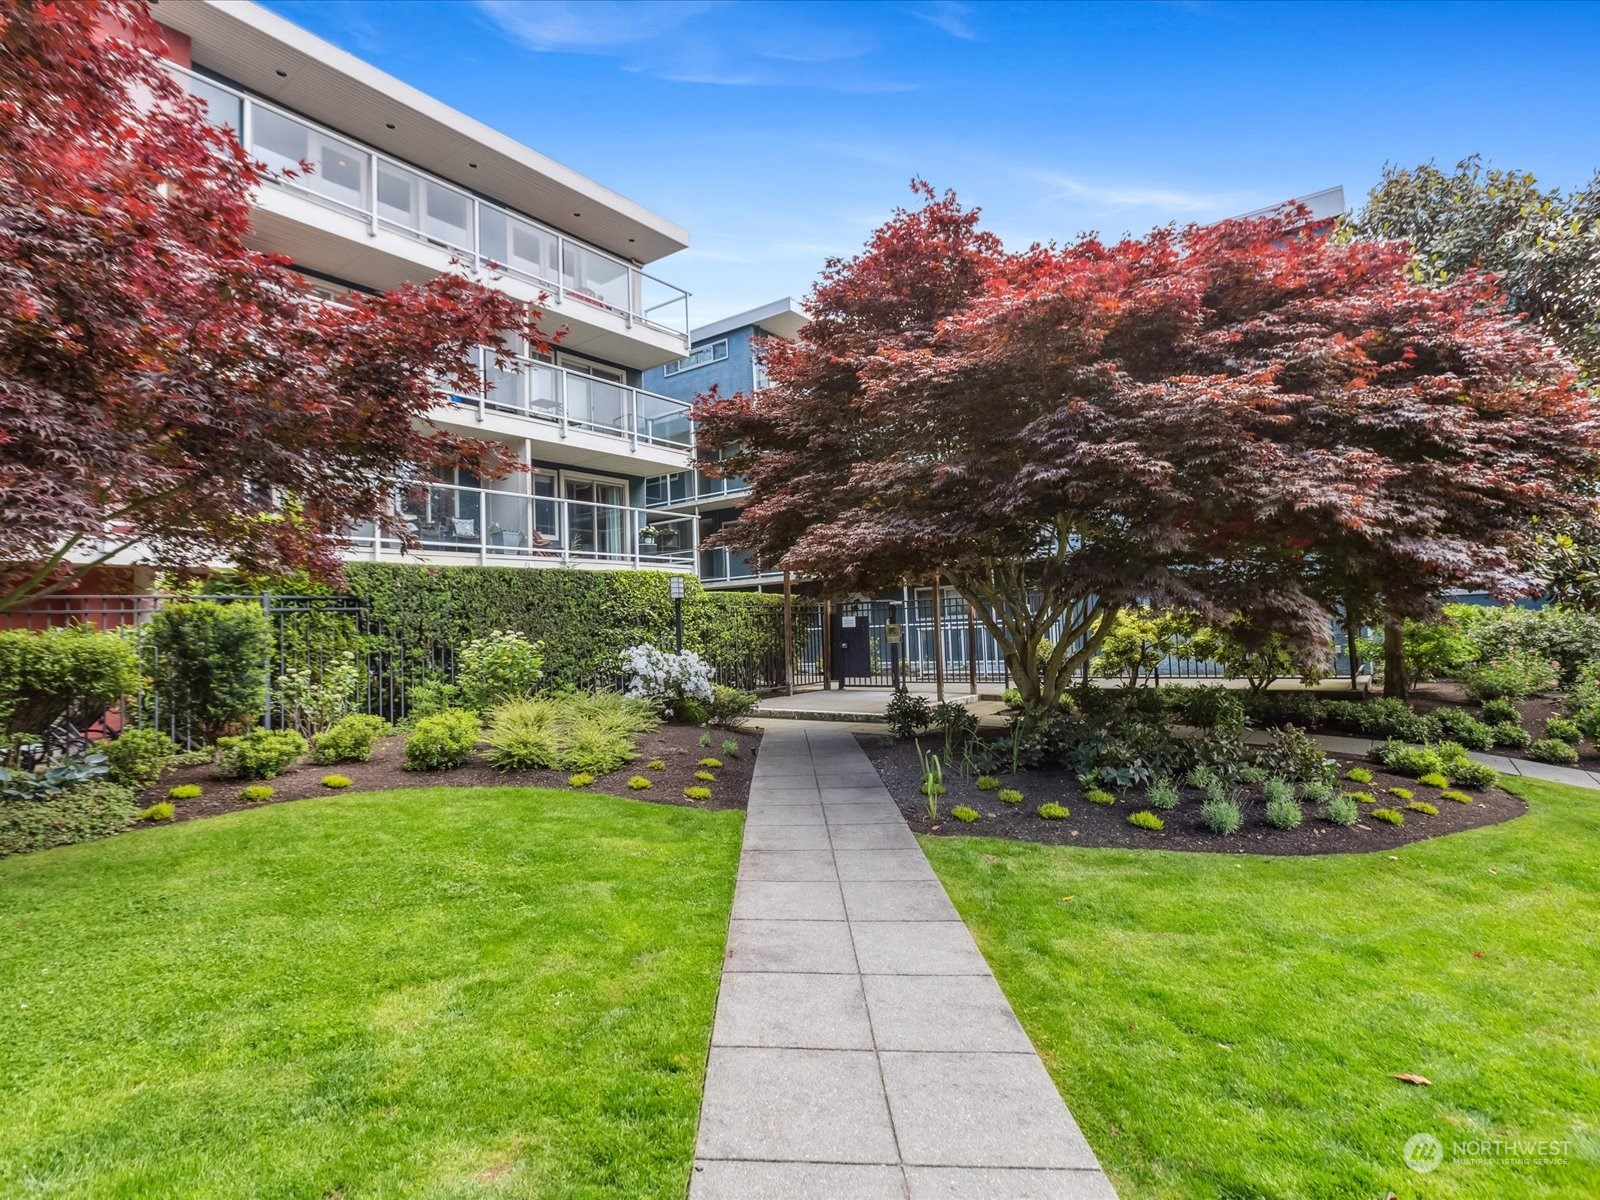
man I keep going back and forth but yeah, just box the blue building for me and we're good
[641,298,808,589]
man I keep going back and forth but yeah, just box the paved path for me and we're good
[690,722,1116,1200]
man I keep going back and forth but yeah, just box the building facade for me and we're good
[151,0,701,576]
[640,298,808,589]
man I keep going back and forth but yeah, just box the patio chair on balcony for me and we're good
[449,517,477,544]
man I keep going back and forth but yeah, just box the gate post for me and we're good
[782,570,794,696]
[931,572,945,703]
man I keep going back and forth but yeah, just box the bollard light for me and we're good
[670,576,685,652]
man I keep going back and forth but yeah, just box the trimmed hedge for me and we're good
[343,563,790,692]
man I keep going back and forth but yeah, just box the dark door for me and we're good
[829,610,871,685]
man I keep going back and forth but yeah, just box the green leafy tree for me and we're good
[145,601,271,744]
[1092,606,1195,687]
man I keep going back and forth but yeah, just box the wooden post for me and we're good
[931,572,945,703]
[966,602,978,695]
[822,597,833,691]
[782,570,794,697]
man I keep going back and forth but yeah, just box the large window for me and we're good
[662,339,728,377]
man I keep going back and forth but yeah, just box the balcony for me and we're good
[351,481,697,570]
[458,350,693,453]
[699,546,781,586]
[173,66,690,346]
[646,466,750,507]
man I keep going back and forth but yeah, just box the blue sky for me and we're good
[264,0,1600,327]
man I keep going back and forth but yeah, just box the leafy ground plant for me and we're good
[169,784,202,800]
[137,802,175,822]
[320,775,351,789]
[1036,802,1069,820]
[683,786,711,802]
[627,776,652,791]
[1408,800,1439,815]
[1127,810,1164,831]
[1201,797,1242,835]
[997,789,1023,805]
[951,806,980,823]
[1370,807,1405,825]
[0,787,740,1196]
[239,785,273,803]
[1322,793,1360,826]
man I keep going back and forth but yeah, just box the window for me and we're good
[662,339,728,377]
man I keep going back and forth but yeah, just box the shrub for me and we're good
[1256,725,1335,785]
[709,684,759,729]
[240,784,274,802]
[321,774,352,789]
[1529,737,1579,765]
[0,625,141,741]
[1323,697,1436,742]
[1575,703,1600,744]
[144,601,271,744]
[1463,653,1560,701]
[273,652,360,736]
[1440,789,1473,804]
[1490,721,1532,749]
[951,805,980,823]
[137,801,175,822]
[403,709,480,771]
[1000,687,1023,710]
[1447,760,1499,789]
[312,714,389,764]
[1407,800,1439,815]
[721,739,740,757]
[103,728,178,788]
[568,773,595,787]
[1262,777,1295,805]
[1301,780,1336,806]
[215,728,308,780]
[1347,791,1377,804]
[1186,764,1217,790]
[1203,775,1230,805]
[647,759,666,770]
[1201,797,1242,835]
[1128,809,1164,831]
[1417,771,1451,788]
[1181,687,1248,736]
[1480,698,1520,724]
[1037,802,1069,820]
[975,775,1000,791]
[694,770,715,782]
[168,783,202,800]
[1084,787,1116,806]
[1370,807,1405,825]
[1146,777,1180,811]
[627,775,652,790]
[997,788,1023,804]
[455,630,544,713]
[1429,707,1495,751]
[883,687,934,739]
[1388,787,1414,801]
[698,757,723,769]
[1265,792,1302,830]
[483,693,654,774]
[1545,716,1583,745]
[1371,742,1445,779]
[1322,793,1360,826]
[1344,767,1373,784]
[0,780,139,858]
[622,644,714,720]
[698,732,713,748]
[683,785,711,802]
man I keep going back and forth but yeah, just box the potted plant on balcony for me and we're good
[639,525,662,553]
[488,523,523,548]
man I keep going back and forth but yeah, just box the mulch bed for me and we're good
[1406,681,1600,769]
[858,734,1527,857]
[143,724,761,823]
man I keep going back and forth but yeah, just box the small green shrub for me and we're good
[997,788,1023,804]
[884,687,934,739]
[1001,687,1024,710]
[1323,793,1360,826]
[1128,809,1164,831]
[1186,763,1217,790]
[1265,792,1303,830]
[1490,721,1532,749]
[1372,742,1446,779]
[312,714,389,764]
[1301,780,1336,806]
[454,629,544,713]
[975,775,1000,791]
[321,774,352,789]
[563,772,593,788]
[1545,716,1583,746]
[103,729,178,788]
[1416,771,1450,788]
[137,801,175,822]
[721,740,740,758]
[1255,725,1336,785]
[698,732,713,748]
[168,783,202,800]
[1447,760,1499,789]
[1037,802,1069,820]
[683,785,711,802]
[403,709,480,771]
[1370,807,1405,825]
[1407,800,1439,815]
[710,684,759,728]
[694,770,715,782]
[143,601,270,744]
[1347,791,1377,804]
[1388,787,1414,801]
[1428,707,1495,751]
[951,805,980,823]
[1440,789,1473,804]
[239,784,274,802]
[1,781,139,858]
[1084,787,1116,806]
[1262,777,1295,805]
[1146,777,1180,811]
[1344,766,1373,784]
[1201,797,1242,835]
[626,775,652,790]
[697,757,723,769]
[216,728,308,780]
[1464,652,1559,701]
[1203,775,1230,805]
[1480,698,1520,724]
[1528,737,1579,765]
[647,759,666,770]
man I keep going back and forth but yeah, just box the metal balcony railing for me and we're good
[462,350,693,451]
[173,65,691,343]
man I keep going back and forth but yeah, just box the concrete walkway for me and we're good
[690,722,1115,1200]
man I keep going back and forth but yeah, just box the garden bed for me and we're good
[1404,681,1600,769]
[858,735,1525,855]
[143,724,761,821]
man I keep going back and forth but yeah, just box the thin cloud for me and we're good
[1022,168,1249,214]
[475,0,711,54]
[910,1,977,40]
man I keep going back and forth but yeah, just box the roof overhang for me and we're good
[691,296,809,344]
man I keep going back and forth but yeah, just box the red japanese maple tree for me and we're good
[0,0,545,609]
[695,185,1600,708]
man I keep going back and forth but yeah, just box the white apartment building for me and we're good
[151,0,701,574]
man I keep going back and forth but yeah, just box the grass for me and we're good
[920,777,1599,1199]
[0,787,742,1198]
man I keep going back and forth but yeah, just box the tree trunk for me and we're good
[1382,614,1410,700]
[1344,606,1361,692]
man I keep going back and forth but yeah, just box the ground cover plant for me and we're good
[920,775,1599,1198]
[0,787,741,1196]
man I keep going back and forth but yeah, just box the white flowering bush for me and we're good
[622,644,714,720]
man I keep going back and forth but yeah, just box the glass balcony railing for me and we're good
[173,65,690,342]
[647,468,749,506]
[350,480,696,569]
[454,350,693,451]
[698,546,775,584]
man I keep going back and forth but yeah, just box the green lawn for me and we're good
[921,777,1600,1200]
[0,788,743,1199]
